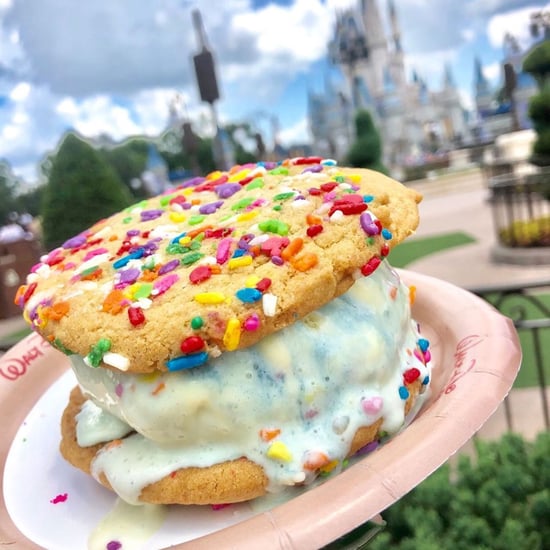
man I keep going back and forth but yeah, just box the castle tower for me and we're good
[359,0,388,96]
[474,57,493,113]
[387,0,405,89]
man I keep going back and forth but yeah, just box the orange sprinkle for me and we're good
[281,237,304,261]
[102,289,126,314]
[187,225,213,239]
[409,285,416,305]
[259,428,281,442]
[306,213,322,226]
[152,382,166,396]
[291,252,318,272]
[303,451,330,471]
[389,286,398,300]
[248,245,261,257]
[319,459,339,474]
[210,264,222,274]
[81,268,103,281]
[14,285,26,305]
[140,269,158,282]
[109,234,118,241]
[191,198,201,205]
[48,301,70,321]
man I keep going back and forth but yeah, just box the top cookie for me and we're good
[17,157,421,374]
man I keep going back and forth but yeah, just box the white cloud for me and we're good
[278,117,309,146]
[9,82,30,102]
[483,61,501,82]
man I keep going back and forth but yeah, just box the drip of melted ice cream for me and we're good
[71,262,431,504]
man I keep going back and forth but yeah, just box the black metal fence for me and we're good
[489,169,550,247]
[472,280,550,432]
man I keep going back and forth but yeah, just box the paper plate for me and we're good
[0,270,521,549]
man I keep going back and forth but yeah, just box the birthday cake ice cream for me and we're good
[16,157,431,505]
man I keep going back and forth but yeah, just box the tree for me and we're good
[368,432,549,550]
[41,132,132,250]
[346,110,388,174]
[0,161,18,225]
[523,40,550,166]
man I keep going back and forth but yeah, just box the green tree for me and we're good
[346,110,388,174]
[41,132,132,250]
[368,432,549,550]
[0,161,18,225]
[523,40,550,166]
[15,185,45,218]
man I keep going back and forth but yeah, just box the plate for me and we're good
[0,270,521,549]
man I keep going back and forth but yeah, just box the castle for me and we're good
[309,0,469,171]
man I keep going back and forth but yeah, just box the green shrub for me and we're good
[346,110,388,174]
[369,432,550,550]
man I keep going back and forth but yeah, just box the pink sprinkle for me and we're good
[63,262,77,271]
[362,396,383,415]
[324,191,337,202]
[83,247,109,262]
[50,493,68,504]
[243,313,260,331]
[152,273,179,296]
[115,383,123,397]
[216,238,232,265]
[106,541,122,550]
[211,503,231,511]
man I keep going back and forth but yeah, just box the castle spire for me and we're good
[388,0,401,52]
[474,56,491,97]
[361,0,387,49]
[443,63,455,89]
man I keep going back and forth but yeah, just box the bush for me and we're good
[369,432,550,550]
[41,133,132,250]
[346,110,388,174]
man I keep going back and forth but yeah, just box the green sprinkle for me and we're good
[231,197,254,211]
[367,237,375,245]
[191,316,204,329]
[142,257,156,270]
[273,205,282,211]
[160,195,173,206]
[166,243,188,255]
[188,215,206,226]
[80,265,99,277]
[334,176,346,183]
[189,240,202,251]
[269,167,289,175]
[181,251,204,265]
[246,178,264,190]
[124,200,148,213]
[258,219,289,236]
[220,213,234,222]
[87,338,112,368]
[134,283,153,299]
[273,192,294,201]
[123,217,133,224]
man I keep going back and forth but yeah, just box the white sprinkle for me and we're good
[149,224,179,239]
[262,293,277,317]
[76,253,110,274]
[329,210,344,223]
[133,298,152,310]
[290,199,311,209]
[249,234,270,246]
[93,226,113,239]
[102,352,130,371]
[315,203,331,215]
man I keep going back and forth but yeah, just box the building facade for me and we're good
[309,0,468,170]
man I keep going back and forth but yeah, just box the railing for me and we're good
[489,169,550,247]
[472,279,550,431]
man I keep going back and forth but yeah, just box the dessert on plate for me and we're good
[16,157,432,505]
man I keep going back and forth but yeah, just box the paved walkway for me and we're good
[1,167,548,443]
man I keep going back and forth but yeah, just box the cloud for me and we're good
[483,61,502,82]
[278,117,309,146]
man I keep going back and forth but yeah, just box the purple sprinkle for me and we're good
[158,259,180,275]
[180,176,205,189]
[62,235,87,249]
[126,229,140,238]
[140,209,164,222]
[237,234,254,250]
[293,195,306,201]
[215,183,242,199]
[360,212,379,235]
[301,164,323,173]
[262,162,277,169]
[355,440,379,456]
[142,240,159,254]
[115,383,123,397]
[199,200,224,215]
[106,542,122,550]
[271,255,284,266]
[119,267,140,285]
[182,202,193,210]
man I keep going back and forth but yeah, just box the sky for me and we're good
[0,0,549,184]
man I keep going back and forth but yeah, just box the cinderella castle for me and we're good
[308,0,468,170]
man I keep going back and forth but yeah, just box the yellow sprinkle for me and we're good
[228,256,253,270]
[237,210,259,222]
[126,283,140,299]
[245,275,261,288]
[35,305,48,329]
[23,309,31,324]
[409,285,417,306]
[169,212,186,223]
[319,459,339,473]
[207,170,223,180]
[194,292,226,304]
[228,169,250,182]
[183,188,193,196]
[223,317,241,351]
[178,236,191,245]
[266,441,293,462]
[141,371,161,383]
[349,174,362,183]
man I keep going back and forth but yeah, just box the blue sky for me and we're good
[0,0,548,183]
